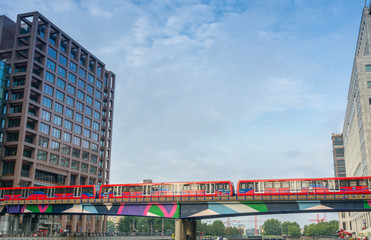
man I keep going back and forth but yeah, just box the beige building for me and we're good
[339,5,371,233]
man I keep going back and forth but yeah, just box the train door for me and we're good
[0,189,3,199]
[114,186,121,197]
[206,183,215,194]
[22,189,29,199]
[290,181,298,192]
[73,187,81,197]
[328,180,340,192]
[47,188,55,198]
[142,185,151,196]
[254,182,264,193]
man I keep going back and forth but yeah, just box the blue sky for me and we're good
[0,0,366,226]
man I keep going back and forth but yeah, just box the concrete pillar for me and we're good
[13,215,19,233]
[175,219,197,240]
[90,215,96,232]
[61,215,67,231]
[21,215,32,233]
[0,213,10,234]
[71,215,78,232]
[82,215,87,232]
[98,216,104,232]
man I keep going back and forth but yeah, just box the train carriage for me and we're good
[0,185,96,201]
[237,176,371,196]
[100,180,234,198]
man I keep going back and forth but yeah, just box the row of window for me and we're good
[36,150,97,174]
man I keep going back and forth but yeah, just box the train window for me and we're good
[340,180,349,187]
[152,186,159,192]
[350,180,357,187]
[282,182,289,188]
[239,183,246,189]
[359,179,368,186]
[184,185,190,191]
[301,181,309,188]
[225,184,230,190]
[200,184,206,190]
[55,188,64,194]
[135,186,141,192]
[273,182,281,188]
[0,190,3,198]
[122,186,128,192]
[265,182,273,188]
[129,186,134,192]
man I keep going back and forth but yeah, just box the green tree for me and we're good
[118,216,134,232]
[282,221,300,235]
[288,225,301,237]
[107,220,116,232]
[262,219,281,235]
[212,220,225,236]
[304,220,339,237]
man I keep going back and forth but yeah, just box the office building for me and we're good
[0,11,115,232]
[339,5,371,233]
[331,134,346,178]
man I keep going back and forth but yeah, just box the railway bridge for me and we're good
[1,193,371,240]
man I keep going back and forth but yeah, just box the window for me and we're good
[81,163,88,173]
[37,150,47,161]
[91,143,98,152]
[84,117,92,127]
[93,121,100,131]
[58,66,67,78]
[54,102,63,114]
[94,111,100,120]
[87,85,94,95]
[45,71,55,84]
[71,160,79,170]
[78,79,86,89]
[69,73,76,84]
[61,144,71,154]
[96,80,102,90]
[42,97,52,109]
[50,153,59,165]
[94,100,101,110]
[9,105,22,113]
[76,101,84,112]
[67,84,75,95]
[77,90,85,101]
[85,106,92,116]
[83,128,91,138]
[59,55,67,66]
[90,166,97,175]
[39,123,50,135]
[86,95,93,105]
[64,119,72,130]
[82,140,90,149]
[74,124,82,134]
[48,47,57,59]
[92,132,99,141]
[75,113,82,123]
[95,90,102,99]
[61,157,69,167]
[52,128,61,139]
[66,96,74,107]
[88,74,95,84]
[40,109,51,121]
[73,136,81,146]
[91,154,98,163]
[55,90,65,102]
[38,136,49,148]
[57,78,66,90]
[65,108,73,118]
[50,140,60,151]
[79,68,86,78]
[53,115,62,126]
[82,151,89,161]
[69,62,77,72]
[366,65,371,71]
[63,132,72,142]
[72,148,80,158]
[43,84,53,96]
[47,59,56,71]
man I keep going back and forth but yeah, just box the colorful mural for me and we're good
[1,200,369,219]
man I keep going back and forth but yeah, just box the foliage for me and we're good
[106,220,116,232]
[282,221,300,235]
[262,219,282,235]
[117,216,175,234]
[303,220,339,237]
[197,220,242,237]
[212,220,226,236]
[288,225,301,237]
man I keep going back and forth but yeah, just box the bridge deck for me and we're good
[1,193,370,205]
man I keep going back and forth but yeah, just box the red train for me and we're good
[0,176,370,201]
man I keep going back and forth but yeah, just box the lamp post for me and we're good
[142,225,144,236]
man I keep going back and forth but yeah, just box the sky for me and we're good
[0,0,367,227]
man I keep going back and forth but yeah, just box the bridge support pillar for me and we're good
[175,219,197,240]
[0,213,10,234]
